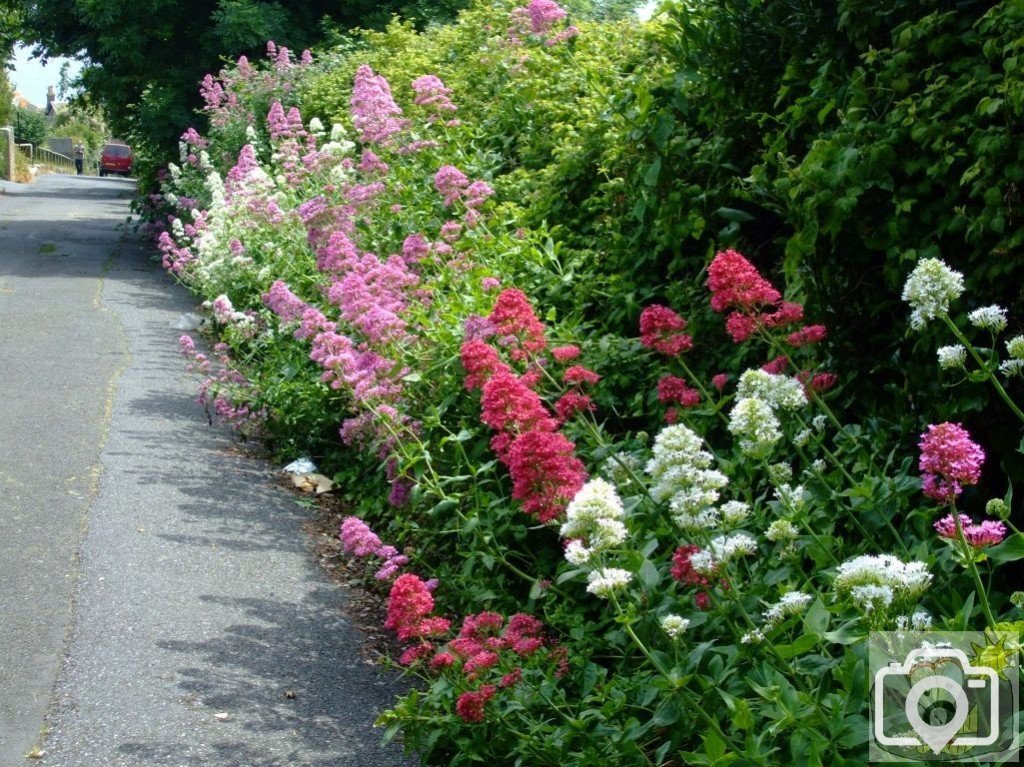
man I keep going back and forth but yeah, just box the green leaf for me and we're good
[652,697,681,726]
[714,206,755,223]
[988,533,1024,563]
[643,156,662,187]
[824,622,866,645]
[775,632,820,659]
[639,559,662,590]
[803,598,830,634]
[581,661,602,697]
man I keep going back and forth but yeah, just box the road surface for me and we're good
[0,174,411,767]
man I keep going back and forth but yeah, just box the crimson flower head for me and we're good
[707,250,781,312]
[456,685,497,723]
[919,422,985,503]
[639,305,693,356]
[507,430,587,522]
[385,574,436,642]
[488,288,548,357]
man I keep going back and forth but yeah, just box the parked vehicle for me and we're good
[99,143,133,177]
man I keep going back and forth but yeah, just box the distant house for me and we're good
[10,90,43,112]
[45,86,66,125]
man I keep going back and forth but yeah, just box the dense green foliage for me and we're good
[12,105,47,145]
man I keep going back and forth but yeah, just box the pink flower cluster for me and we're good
[180,338,265,432]
[351,64,409,144]
[934,514,1007,548]
[157,230,196,275]
[411,74,458,125]
[509,0,577,45]
[919,422,986,503]
[339,516,410,580]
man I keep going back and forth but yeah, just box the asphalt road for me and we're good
[0,174,412,767]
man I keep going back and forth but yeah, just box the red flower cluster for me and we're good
[554,391,595,420]
[507,430,587,522]
[639,305,693,356]
[707,250,826,347]
[707,249,781,313]
[671,544,715,609]
[489,288,548,361]
[456,685,497,723]
[657,375,701,408]
[385,574,443,642]
[461,289,589,522]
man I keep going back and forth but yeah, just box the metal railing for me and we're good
[16,143,76,172]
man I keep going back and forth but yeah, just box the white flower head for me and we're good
[647,424,728,528]
[1001,359,1024,377]
[586,568,633,598]
[737,369,807,411]
[901,258,965,330]
[1006,336,1024,360]
[766,519,799,542]
[689,550,717,577]
[850,584,894,614]
[720,500,751,526]
[729,397,782,458]
[833,554,932,605]
[564,539,592,566]
[968,304,1007,332]
[774,484,805,510]
[741,629,765,645]
[764,591,813,625]
[812,414,828,431]
[937,345,967,370]
[661,614,690,639]
[708,532,757,563]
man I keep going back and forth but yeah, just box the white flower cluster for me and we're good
[901,258,965,330]
[968,304,1008,332]
[691,533,758,576]
[736,370,808,411]
[720,500,751,526]
[728,370,807,459]
[728,398,781,459]
[763,590,813,625]
[560,479,628,566]
[937,344,967,370]
[1001,335,1024,377]
[766,519,799,542]
[774,483,805,511]
[895,610,933,632]
[660,614,690,639]
[833,554,932,615]
[646,425,729,531]
[585,567,633,598]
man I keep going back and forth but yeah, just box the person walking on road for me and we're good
[74,142,85,175]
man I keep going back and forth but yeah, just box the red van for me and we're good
[99,143,133,177]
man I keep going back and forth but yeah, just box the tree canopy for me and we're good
[7,0,468,155]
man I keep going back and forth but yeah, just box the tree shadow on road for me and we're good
[119,587,415,767]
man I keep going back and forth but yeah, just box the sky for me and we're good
[9,44,84,107]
